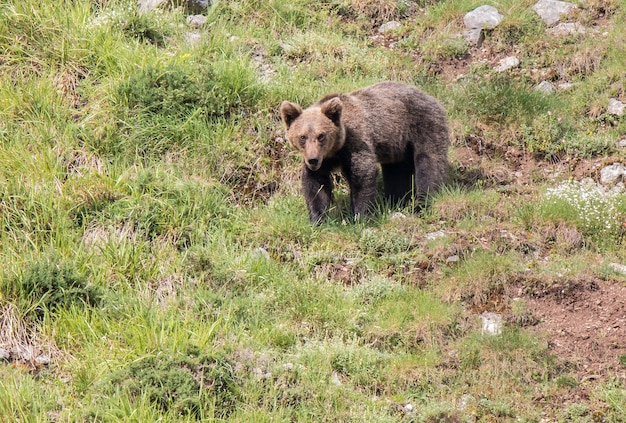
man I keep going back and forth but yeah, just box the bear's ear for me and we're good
[321,97,342,126]
[280,101,302,129]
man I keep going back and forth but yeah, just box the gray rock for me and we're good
[608,98,625,116]
[0,348,9,360]
[535,81,555,94]
[426,230,446,240]
[446,255,459,263]
[184,31,202,46]
[480,312,503,336]
[251,247,270,261]
[378,21,402,34]
[139,0,210,14]
[609,263,626,275]
[390,211,407,220]
[494,56,520,72]
[186,14,208,27]
[600,163,626,185]
[546,22,586,36]
[461,28,485,47]
[464,5,504,30]
[138,0,166,13]
[533,0,577,26]
[556,82,575,91]
[617,138,626,148]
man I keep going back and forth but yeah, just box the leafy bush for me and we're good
[2,256,101,319]
[111,347,241,417]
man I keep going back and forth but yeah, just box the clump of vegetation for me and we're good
[540,180,624,246]
[111,347,241,418]
[1,256,101,320]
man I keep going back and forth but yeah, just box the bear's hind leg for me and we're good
[413,152,447,202]
[382,162,414,205]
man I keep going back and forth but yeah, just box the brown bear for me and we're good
[280,81,449,222]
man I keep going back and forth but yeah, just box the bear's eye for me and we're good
[298,135,307,145]
[317,133,326,143]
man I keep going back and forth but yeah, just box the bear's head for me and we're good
[280,97,346,171]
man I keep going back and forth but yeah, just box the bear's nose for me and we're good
[308,158,318,165]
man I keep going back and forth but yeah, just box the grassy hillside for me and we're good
[0,0,625,421]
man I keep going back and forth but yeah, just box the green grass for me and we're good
[0,0,625,421]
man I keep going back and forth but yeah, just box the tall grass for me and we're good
[0,0,625,421]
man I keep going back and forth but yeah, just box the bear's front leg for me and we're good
[345,158,378,218]
[302,166,333,223]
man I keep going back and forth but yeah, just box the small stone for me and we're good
[378,21,401,34]
[494,56,520,72]
[0,348,9,360]
[557,82,575,91]
[251,247,270,260]
[546,22,586,36]
[138,0,166,13]
[35,354,51,365]
[480,312,503,336]
[186,14,208,27]
[464,5,504,30]
[600,163,626,185]
[461,28,485,47]
[617,138,626,148]
[404,403,414,412]
[535,81,555,94]
[184,31,202,46]
[608,98,625,116]
[390,211,407,220]
[331,372,342,386]
[533,0,577,26]
[609,263,626,275]
[446,255,459,263]
[426,230,446,240]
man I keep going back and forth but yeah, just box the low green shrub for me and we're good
[2,256,101,319]
[111,347,241,418]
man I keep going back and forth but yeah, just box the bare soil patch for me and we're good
[511,276,626,379]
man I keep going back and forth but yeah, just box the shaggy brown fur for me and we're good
[280,81,449,222]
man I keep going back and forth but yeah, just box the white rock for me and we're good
[546,22,586,36]
[464,5,504,29]
[138,0,166,13]
[378,21,401,34]
[390,211,407,221]
[480,312,503,336]
[446,255,459,263]
[533,0,577,26]
[461,28,485,46]
[186,14,208,27]
[535,81,555,94]
[557,82,575,91]
[184,31,202,46]
[617,138,626,148]
[494,56,520,72]
[600,163,626,185]
[426,230,446,240]
[609,263,626,275]
[608,98,625,116]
